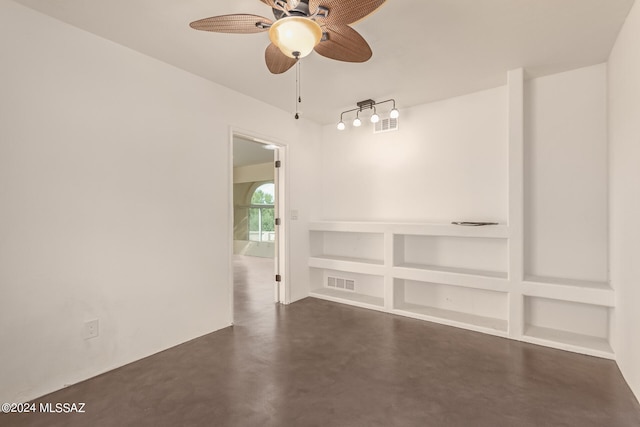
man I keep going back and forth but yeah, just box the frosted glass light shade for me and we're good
[337,121,346,130]
[269,17,322,59]
[370,113,380,123]
[390,108,400,119]
[353,117,362,127]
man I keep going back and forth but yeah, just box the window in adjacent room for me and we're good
[249,182,275,242]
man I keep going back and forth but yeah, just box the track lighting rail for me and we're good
[337,98,399,130]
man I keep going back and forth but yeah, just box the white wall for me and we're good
[320,87,509,223]
[609,0,640,401]
[316,66,615,358]
[524,64,609,282]
[233,162,274,184]
[0,0,319,403]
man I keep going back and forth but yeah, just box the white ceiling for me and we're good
[14,0,635,125]
[233,135,276,167]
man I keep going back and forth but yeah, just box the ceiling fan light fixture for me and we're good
[190,0,386,74]
[269,16,322,59]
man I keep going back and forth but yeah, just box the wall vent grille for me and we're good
[374,117,399,133]
[326,275,356,292]
[328,276,336,288]
[345,279,355,291]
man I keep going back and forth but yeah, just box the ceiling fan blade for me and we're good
[265,43,298,74]
[190,14,272,33]
[314,25,372,62]
[310,0,386,25]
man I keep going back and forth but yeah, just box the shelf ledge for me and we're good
[308,256,386,276]
[522,277,614,307]
[393,266,510,293]
[522,325,614,359]
[310,255,384,266]
[523,275,611,290]
[394,303,508,335]
[309,221,509,238]
[396,263,507,279]
[310,288,385,310]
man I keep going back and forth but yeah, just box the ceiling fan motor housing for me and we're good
[273,0,310,19]
[291,0,310,16]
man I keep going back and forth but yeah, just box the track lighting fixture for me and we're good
[336,99,399,130]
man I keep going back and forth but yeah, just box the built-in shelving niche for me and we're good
[393,234,508,279]
[310,268,385,310]
[523,296,614,359]
[310,231,384,265]
[307,220,615,359]
[393,279,509,336]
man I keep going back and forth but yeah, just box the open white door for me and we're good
[274,146,288,304]
[230,130,288,311]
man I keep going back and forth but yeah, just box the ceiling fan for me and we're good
[190,0,386,74]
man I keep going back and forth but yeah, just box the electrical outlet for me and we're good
[83,319,99,340]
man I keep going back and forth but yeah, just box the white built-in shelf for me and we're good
[524,275,611,290]
[523,326,614,360]
[310,288,385,311]
[394,303,508,336]
[309,221,509,238]
[393,265,509,293]
[309,256,385,276]
[396,263,507,279]
[308,219,616,360]
[309,255,384,265]
[394,223,509,238]
[309,255,384,274]
[522,276,614,307]
[309,221,388,233]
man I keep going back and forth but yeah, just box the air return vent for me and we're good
[374,117,399,133]
[326,275,356,292]
[328,276,336,288]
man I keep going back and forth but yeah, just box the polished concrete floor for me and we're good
[3,255,640,426]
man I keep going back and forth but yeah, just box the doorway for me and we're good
[231,132,286,323]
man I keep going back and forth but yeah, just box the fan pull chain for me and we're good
[298,59,302,104]
[294,60,301,120]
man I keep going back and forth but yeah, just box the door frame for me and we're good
[228,128,290,324]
